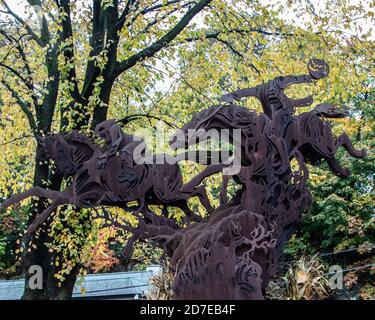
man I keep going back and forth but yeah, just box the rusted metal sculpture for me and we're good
[0,129,213,233]
[0,59,366,300]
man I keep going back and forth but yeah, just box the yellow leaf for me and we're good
[297,271,308,284]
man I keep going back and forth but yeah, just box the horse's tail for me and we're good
[313,103,349,119]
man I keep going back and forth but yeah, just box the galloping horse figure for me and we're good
[157,59,367,299]
[0,129,213,234]
[221,58,366,177]
[173,60,366,197]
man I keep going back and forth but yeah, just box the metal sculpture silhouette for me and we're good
[0,59,366,300]
[0,129,212,233]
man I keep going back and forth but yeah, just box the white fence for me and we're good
[0,265,162,300]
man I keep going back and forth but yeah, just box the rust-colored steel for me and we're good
[0,59,366,300]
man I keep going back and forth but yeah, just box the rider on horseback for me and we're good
[94,119,145,184]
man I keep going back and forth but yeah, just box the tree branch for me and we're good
[0,0,44,46]
[137,1,194,37]
[116,0,137,31]
[0,30,39,106]
[119,0,188,31]
[181,28,294,43]
[81,0,121,100]
[143,60,214,103]
[116,112,177,128]
[140,0,184,15]
[27,0,51,45]
[79,0,122,128]
[0,80,37,133]
[0,134,33,146]
[181,30,262,74]
[114,0,212,77]
[55,0,84,105]
[0,62,32,89]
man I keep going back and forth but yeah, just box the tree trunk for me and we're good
[21,143,79,300]
[22,79,113,299]
[92,79,114,128]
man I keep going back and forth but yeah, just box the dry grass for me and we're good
[283,254,330,300]
[146,262,174,300]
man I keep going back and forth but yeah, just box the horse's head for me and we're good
[94,119,116,145]
[169,104,257,150]
[41,131,98,176]
[169,105,226,149]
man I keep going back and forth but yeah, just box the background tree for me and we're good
[0,0,373,299]
[0,0,216,299]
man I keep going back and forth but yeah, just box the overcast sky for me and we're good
[2,0,374,40]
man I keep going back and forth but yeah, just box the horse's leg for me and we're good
[133,196,146,217]
[180,163,225,193]
[1,186,66,210]
[325,157,351,178]
[336,132,366,158]
[179,181,214,217]
[293,150,309,185]
[190,185,214,214]
[75,184,107,208]
[220,175,229,206]
[27,197,69,234]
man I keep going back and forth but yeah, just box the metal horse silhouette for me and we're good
[0,128,212,233]
[0,59,366,299]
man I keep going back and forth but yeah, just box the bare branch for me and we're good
[116,113,177,128]
[0,134,33,146]
[141,0,184,15]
